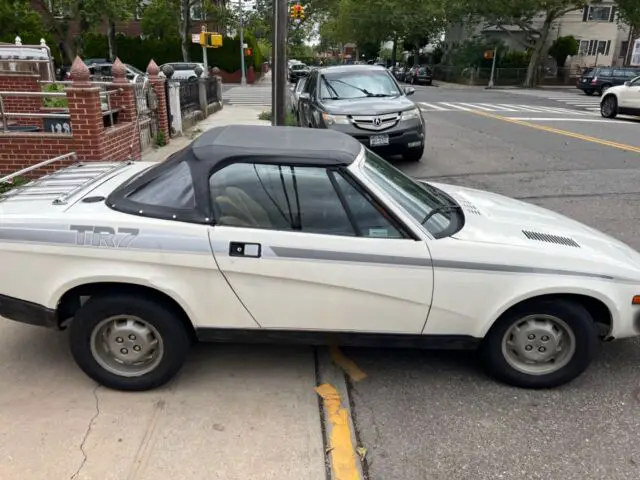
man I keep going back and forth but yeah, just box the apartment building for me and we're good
[446,1,633,69]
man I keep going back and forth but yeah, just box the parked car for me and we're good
[289,76,308,115]
[296,64,424,161]
[393,65,407,82]
[577,67,640,96]
[289,62,310,83]
[87,62,146,82]
[2,125,640,392]
[159,62,205,81]
[406,65,433,86]
[600,75,640,118]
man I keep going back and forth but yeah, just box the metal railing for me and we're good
[205,77,219,104]
[0,152,77,185]
[0,88,123,133]
[178,79,200,113]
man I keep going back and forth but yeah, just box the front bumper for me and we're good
[329,118,425,154]
[0,294,58,329]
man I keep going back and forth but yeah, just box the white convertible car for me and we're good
[1,126,640,391]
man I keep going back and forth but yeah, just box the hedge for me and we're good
[81,33,264,73]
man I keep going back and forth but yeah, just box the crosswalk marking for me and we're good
[437,102,472,111]
[498,89,601,112]
[417,102,449,111]
[224,85,272,107]
[416,101,596,115]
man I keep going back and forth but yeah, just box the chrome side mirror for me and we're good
[404,86,415,96]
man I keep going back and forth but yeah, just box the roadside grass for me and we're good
[258,109,298,126]
[0,177,28,195]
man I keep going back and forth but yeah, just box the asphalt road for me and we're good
[346,84,640,480]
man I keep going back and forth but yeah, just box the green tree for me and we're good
[140,0,180,38]
[616,0,640,66]
[0,0,46,43]
[467,0,586,87]
[548,35,578,67]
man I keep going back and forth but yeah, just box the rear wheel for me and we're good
[584,89,595,96]
[600,84,612,95]
[480,299,599,389]
[402,144,424,162]
[70,295,191,391]
[601,95,618,119]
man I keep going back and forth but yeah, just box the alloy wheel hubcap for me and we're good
[501,314,576,375]
[90,315,164,377]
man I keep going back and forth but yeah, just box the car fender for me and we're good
[49,273,198,324]
[476,284,620,338]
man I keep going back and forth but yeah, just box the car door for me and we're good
[207,160,433,333]
[626,76,640,112]
[298,71,316,127]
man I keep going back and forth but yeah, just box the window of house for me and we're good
[209,163,355,236]
[190,0,205,20]
[587,5,613,21]
[620,41,629,59]
[47,0,66,18]
[578,40,589,55]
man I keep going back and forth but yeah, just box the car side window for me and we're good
[209,163,355,236]
[630,76,640,87]
[613,69,625,77]
[333,173,405,239]
[307,72,317,99]
[599,68,612,77]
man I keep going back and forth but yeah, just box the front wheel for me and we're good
[480,299,599,389]
[70,295,191,391]
[601,95,618,119]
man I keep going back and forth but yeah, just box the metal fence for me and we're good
[178,79,199,114]
[133,79,159,151]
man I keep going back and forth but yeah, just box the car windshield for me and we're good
[320,71,401,99]
[291,64,307,70]
[360,150,457,236]
[127,64,145,76]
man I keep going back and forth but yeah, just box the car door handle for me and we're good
[229,242,261,258]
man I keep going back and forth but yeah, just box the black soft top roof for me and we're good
[189,125,362,167]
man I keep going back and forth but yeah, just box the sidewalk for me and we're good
[0,101,331,480]
[142,105,270,162]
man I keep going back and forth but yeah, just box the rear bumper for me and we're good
[0,294,58,329]
[576,82,596,91]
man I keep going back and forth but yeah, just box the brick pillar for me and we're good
[0,73,43,128]
[66,56,105,161]
[110,58,137,123]
[147,59,170,145]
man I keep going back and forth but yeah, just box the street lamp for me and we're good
[239,0,247,86]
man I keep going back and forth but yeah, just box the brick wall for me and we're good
[0,134,74,176]
[0,73,43,128]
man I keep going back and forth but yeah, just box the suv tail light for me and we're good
[591,76,598,84]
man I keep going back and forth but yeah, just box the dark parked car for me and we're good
[577,67,640,96]
[406,65,433,86]
[289,63,310,83]
[296,65,425,162]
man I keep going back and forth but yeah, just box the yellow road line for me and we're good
[469,109,640,154]
[315,383,361,480]
[330,346,368,382]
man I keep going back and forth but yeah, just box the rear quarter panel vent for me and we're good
[522,230,580,248]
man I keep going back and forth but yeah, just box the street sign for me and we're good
[192,34,200,44]
[484,50,494,60]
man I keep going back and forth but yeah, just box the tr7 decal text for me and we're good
[70,225,140,248]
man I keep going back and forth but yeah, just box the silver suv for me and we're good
[296,65,425,161]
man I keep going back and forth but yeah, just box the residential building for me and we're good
[445,1,632,69]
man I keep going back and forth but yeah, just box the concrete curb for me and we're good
[316,347,366,480]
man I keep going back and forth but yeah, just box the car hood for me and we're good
[430,182,640,273]
[325,96,415,115]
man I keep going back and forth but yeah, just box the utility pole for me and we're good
[487,47,497,89]
[272,0,287,125]
[201,25,208,76]
[239,0,247,86]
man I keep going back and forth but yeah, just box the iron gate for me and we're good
[133,77,159,151]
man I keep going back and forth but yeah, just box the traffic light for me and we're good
[290,3,304,20]
[200,32,223,48]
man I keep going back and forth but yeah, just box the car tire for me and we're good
[402,145,424,162]
[584,89,595,96]
[480,299,599,389]
[601,95,618,119]
[69,295,191,391]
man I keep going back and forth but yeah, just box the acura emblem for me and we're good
[373,116,381,126]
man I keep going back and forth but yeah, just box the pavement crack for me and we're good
[70,384,102,480]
